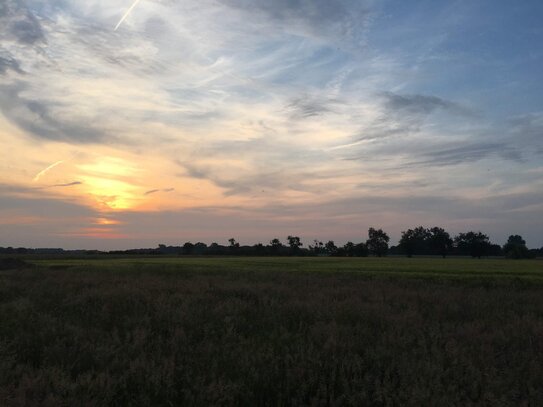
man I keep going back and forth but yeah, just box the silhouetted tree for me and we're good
[399,226,430,257]
[325,240,338,256]
[253,243,266,256]
[182,242,194,255]
[366,227,389,257]
[503,235,530,259]
[354,242,369,257]
[193,242,208,255]
[270,238,283,255]
[428,227,453,258]
[228,238,240,254]
[287,236,302,255]
[309,240,325,255]
[343,242,355,257]
[454,232,491,258]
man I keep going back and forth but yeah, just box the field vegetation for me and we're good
[1,257,542,406]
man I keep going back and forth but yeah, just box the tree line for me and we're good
[148,227,538,258]
[1,228,540,259]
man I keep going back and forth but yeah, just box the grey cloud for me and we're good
[382,92,475,117]
[0,83,109,143]
[0,55,23,75]
[351,92,477,143]
[144,188,175,196]
[51,181,82,188]
[181,160,312,197]
[287,95,334,119]
[402,142,524,168]
[507,113,543,148]
[218,0,372,44]
[0,0,46,45]
[0,184,95,218]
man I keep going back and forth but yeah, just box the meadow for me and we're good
[1,257,542,406]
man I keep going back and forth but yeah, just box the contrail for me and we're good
[33,161,64,182]
[114,0,143,31]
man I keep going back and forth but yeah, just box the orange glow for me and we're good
[60,228,130,239]
[76,157,144,210]
[95,218,122,226]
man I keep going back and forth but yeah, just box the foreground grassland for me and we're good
[1,257,543,406]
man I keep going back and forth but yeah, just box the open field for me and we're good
[1,257,543,406]
[26,256,543,281]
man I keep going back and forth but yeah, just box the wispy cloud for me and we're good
[144,188,175,196]
[33,160,64,182]
[52,181,82,188]
[0,0,46,45]
[114,0,143,31]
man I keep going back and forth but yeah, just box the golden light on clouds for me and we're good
[76,156,144,210]
[95,218,122,226]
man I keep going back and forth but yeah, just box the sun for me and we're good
[76,157,144,210]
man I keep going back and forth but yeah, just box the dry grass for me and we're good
[1,260,543,406]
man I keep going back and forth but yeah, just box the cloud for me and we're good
[0,0,46,45]
[0,55,23,75]
[217,0,372,46]
[507,112,543,147]
[382,92,476,118]
[286,95,334,119]
[401,142,524,168]
[33,160,65,182]
[182,161,291,197]
[144,188,175,196]
[0,83,109,143]
[52,181,82,188]
[336,92,478,147]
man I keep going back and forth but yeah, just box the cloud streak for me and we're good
[33,161,64,182]
[144,188,175,196]
[114,0,143,31]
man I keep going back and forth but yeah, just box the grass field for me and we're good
[1,257,543,406]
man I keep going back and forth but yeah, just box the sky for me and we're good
[0,0,542,250]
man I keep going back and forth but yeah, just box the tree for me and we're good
[399,226,430,257]
[325,240,338,256]
[354,242,369,257]
[269,238,283,255]
[182,242,194,255]
[228,238,240,254]
[428,227,453,258]
[309,240,325,256]
[503,235,530,259]
[287,236,302,255]
[454,231,491,258]
[343,242,355,257]
[366,227,390,257]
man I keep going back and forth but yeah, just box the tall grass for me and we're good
[1,261,543,406]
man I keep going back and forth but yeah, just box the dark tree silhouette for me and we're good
[354,243,369,257]
[182,242,194,255]
[503,235,530,259]
[366,227,390,257]
[228,238,240,254]
[270,238,283,255]
[309,240,325,255]
[399,226,430,257]
[325,241,338,256]
[343,242,355,257]
[428,227,453,258]
[454,232,491,258]
[287,236,302,255]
